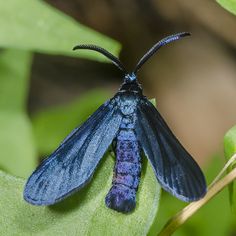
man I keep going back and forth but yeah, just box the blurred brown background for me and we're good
[29,0,236,166]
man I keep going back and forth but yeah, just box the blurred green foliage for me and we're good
[0,50,37,177]
[217,0,236,15]
[0,0,120,60]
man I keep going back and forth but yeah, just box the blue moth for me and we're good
[24,32,207,213]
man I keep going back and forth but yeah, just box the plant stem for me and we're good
[209,154,236,188]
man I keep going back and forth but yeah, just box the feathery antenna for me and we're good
[73,44,127,74]
[133,32,190,74]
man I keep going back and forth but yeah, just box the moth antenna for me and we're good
[73,44,127,74]
[133,32,191,74]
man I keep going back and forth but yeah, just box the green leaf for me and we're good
[0,50,37,177]
[0,49,32,111]
[0,0,120,61]
[224,125,236,159]
[0,154,161,235]
[216,0,236,16]
[32,90,111,155]
[0,112,37,177]
[224,125,236,212]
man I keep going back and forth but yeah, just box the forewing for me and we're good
[135,98,206,201]
[24,98,122,205]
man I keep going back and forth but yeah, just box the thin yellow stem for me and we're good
[209,154,236,188]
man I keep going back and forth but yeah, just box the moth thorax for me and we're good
[120,97,137,115]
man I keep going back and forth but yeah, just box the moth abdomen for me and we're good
[105,123,141,213]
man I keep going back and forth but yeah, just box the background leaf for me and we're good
[0,50,31,111]
[0,154,161,236]
[216,0,236,15]
[0,113,36,178]
[0,50,37,177]
[0,0,120,61]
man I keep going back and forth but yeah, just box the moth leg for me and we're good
[112,139,117,153]
[108,140,117,159]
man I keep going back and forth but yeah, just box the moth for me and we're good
[24,32,207,213]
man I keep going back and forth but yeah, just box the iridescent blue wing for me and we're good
[24,98,122,205]
[135,98,207,201]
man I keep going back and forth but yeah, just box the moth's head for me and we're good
[119,72,142,94]
[124,73,136,83]
[73,32,190,87]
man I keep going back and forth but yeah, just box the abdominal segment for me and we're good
[105,128,141,213]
